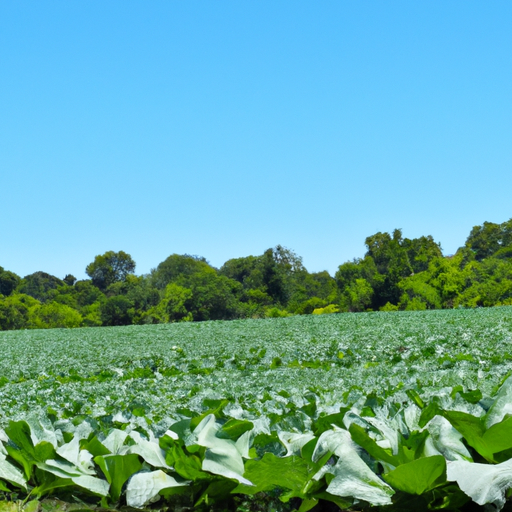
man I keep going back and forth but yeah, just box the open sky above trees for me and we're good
[1,1,512,280]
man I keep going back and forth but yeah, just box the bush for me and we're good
[380,302,399,312]
[312,304,339,315]
[28,302,83,329]
[100,296,134,326]
[265,307,290,318]
[294,297,327,315]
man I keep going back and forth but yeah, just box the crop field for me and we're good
[2,307,512,511]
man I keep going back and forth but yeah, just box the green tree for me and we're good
[74,280,105,308]
[17,272,64,302]
[100,295,134,326]
[185,269,242,321]
[428,254,473,308]
[106,275,160,316]
[63,274,77,286]
[465,218,512,261]
[364,229,413,307]
[294,296,327,315]
[221,246,315,314]
[52,280,105,312]
[28,302,83,329]
[456,257,512,307]
[219,255,262,288]
[86,251,136,291]
[147,283,193,323]
[335,256,379,291]
[402,235,443,274]
[81,302,103,327]
[0,294,39,330]
[0,267,20,297]
[398,273,442,310]
[340,278,374,312]
[151,254,211,290]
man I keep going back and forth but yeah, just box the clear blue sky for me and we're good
[1,1,511,280]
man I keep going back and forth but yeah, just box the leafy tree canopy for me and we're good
[100,295,134,326]
[17,271,64,302]
[465,218,512,261]
[86,250,136,291]
[0,266,20,296]
[151,254,212,290]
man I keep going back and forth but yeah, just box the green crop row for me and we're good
[1,307,512,427]
[2,374,512,511]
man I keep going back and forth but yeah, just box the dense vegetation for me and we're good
[1,307,512,510]
[1,217,512,330]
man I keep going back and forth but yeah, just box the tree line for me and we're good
[1,217,512,330]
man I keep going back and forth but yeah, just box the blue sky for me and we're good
[1,1,511,280]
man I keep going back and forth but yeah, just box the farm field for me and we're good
[1,307,512,425]
[2,307,512,510]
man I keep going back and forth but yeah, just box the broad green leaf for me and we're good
[167,443,208,481]
[0,456,26,490]
[406,389,425,409]
[126,470,188,509]
[80,435,110,458]
[312,411,349,435]
[71,475,109,496]
[94,453,142,502]
[25,418,60,448]
[32,476,75,497]
[36,459,83,478]
[4,421,34,456]
[486,374,512,428]
[101,429,128,455]
[418,401,443,428]
[451,386,482,404]
[5,421,55,481]
[396,430,430,464]
[160,435,208,481]
[349,423,397,466]
[383,455,446,495]
[482,415,512,455]
[444,411,486,450]
[194,414,252,485]
[278,432,316,456]
[218,419,253,440]
[444,411,512,462]
[128,431,171,469]
[33,469,109,497]
[325,456,394,506]
[34,442,56,464]
[233,453,310,496]
[203,450,252,486]
[447,458,512,510]
[460,389,483,404]
[56,437,95,475]
[426,415,472,462]
[312,428,394,506]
